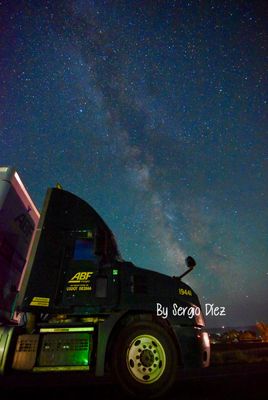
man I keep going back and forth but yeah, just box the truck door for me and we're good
[57,231,119,312]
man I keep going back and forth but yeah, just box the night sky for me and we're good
[1,1,267,328]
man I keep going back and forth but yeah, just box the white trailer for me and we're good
[0,167,39,323]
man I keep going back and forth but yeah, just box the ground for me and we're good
[0,362,267,400]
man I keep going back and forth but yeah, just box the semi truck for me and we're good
[0,166,210,398]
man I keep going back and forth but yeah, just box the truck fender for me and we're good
[98,311,182,377]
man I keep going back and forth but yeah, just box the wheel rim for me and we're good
[126,334,166,384]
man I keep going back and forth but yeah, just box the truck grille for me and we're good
[12,334,39,370]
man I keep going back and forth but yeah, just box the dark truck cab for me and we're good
[1,174,210,398]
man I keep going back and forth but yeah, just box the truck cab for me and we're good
[0,167,210,398]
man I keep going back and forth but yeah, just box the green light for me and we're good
[113,269,118,276]
[40,327,94,333]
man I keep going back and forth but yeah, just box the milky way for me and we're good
[1,1,267,327]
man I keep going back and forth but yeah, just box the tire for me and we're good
[111,319,179,398]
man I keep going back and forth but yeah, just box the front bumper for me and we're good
[173,325,210,368]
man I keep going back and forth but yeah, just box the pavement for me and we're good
[0,362,267,399]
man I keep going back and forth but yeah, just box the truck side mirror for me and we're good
[177,256,197,280]
[185,256,196,269]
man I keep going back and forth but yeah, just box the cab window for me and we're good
[73,239,96,261]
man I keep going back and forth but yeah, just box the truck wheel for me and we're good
[111,320,179,398]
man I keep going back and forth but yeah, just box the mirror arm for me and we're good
[177,267,194,280]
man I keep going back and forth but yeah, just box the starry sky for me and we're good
[1,1,267,328]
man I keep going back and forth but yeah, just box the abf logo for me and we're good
[68,272,92,283]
